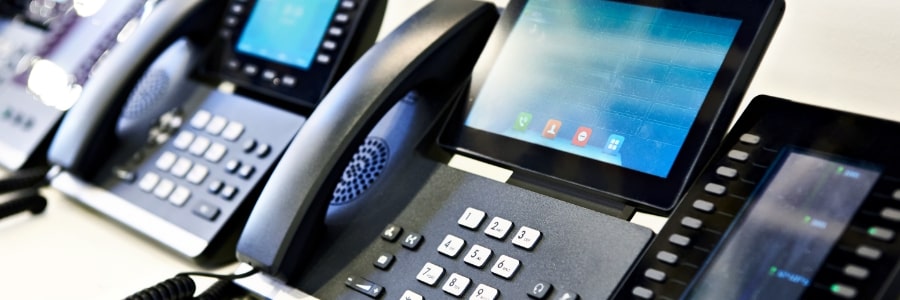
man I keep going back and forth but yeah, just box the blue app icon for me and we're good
[605,134,625,154]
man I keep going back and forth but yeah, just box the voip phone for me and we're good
[0,0,157,171]
[233,0,784,299]
[45,0,386,265]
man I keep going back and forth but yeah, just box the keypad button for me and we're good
[843,264,869,280]
[138,172,161,192]
[190,110,212,129]
[238,165,255,179]
[645,268,667,282]
[471,284,499,300]
[204,143,227,163]
[464,244,492,268]
[554,291,579,300]
[172,131,195,150]
[189,136,211,156]
[169,186,191,207]
[416,262,444,286]
[728,149,749,162]
[153,179,176,199]
[512,226,542,250]
[716,166,738,179]
[402,232,423,250]
[442,273,471,297]
[437,234,465,258]
[206,116,228,136]
[681,216,703,229]
[868,226,895,242]
[208,180,223,194]
[193,202,220,220]
[458,207,486,229]
[856,245,882,260]
[491,255,520,279]
[484,217,513,240]
[880,207,900,222]
[155,151,177,171]
[344,276,383,298]
[255,143,271,158]
[170,157,193,178]
[225,159,241,173]
[400,290,423,300]
[220,185,237,200]
[242,139,257,153]
[657,251,678,265]
[186,164,209,185]
[222,122,245,141]
[705,183,726,196]
[528,282,552,299]
[739,133,761,145]
[669,234,691,247]
[381,224,402,242]
[632,286,654,299]
[693,199,715,213]
[373,253,394,270]
[830,283,857,299]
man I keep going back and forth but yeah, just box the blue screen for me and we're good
[236,0,339,70]
[465,0,741,178]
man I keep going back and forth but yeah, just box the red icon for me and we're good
[572,126,592,147]
[542,119,562,139]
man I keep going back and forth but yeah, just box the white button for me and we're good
[138,172,161,192]
[416,262,444,286]
[323,40,337,50]
[334,13,349,23]
[469,284,499,300]
[189,136,211,156]
[221,122,244,141]
[170,157,193,178]
[484,216,513,239]
[186,164,209,185]
[340,1,355,9]
[400,290,423,300]
[458,207,486,229]
[204,143,228,163]
[153,179,175,199]
[464,244,492,268]
[437,234,465,258]
[155,151,177,171]
[190,110,212,129]
[172,131,195,150]
[441,273,471,297]
[262,70,276,80]
[490,255,520,279]
[328,27,343,37]
[512,226,542,250]
[206,116,228,135]
[316,54,331,64]
[168,186,191,206]
[282,75,296,87]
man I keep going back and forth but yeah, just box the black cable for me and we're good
[0,191,47,219]
[124,268,259,300]
[0,166,49,194]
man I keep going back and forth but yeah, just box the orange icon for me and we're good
[542,119,562,139]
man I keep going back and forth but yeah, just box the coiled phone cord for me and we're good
[125,268,259,300]
[0,166,48,194]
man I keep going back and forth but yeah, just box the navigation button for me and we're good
[193,202,220,220]
[344,276,383,298]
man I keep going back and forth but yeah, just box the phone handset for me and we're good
[235,0,499,278]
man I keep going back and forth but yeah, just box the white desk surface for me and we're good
[3,0,900,299]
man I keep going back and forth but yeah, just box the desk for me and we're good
[2,0,900,299]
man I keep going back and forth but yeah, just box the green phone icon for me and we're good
[514,112,533,131]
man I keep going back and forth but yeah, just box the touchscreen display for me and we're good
[685,150,880,299]
[236,0,339,70]
[464,0,741,177]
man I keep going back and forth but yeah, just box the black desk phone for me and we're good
[618,95,900,300]
[0,0,155,171]
[45,0,386,265]
[232,0,784,299]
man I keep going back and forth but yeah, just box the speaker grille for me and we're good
[331,137,390,205]
[122,70,169,118]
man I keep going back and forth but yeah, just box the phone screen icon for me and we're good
[572,126,592,147]
[514,112,533,131]
[542,119,562,139]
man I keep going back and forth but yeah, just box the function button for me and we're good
[880,207,900,222]
[739,133,761,145]
[230,4,244,14]
[208,180,223,194]
[728,149,750,162]
[373,253,394,270]
[512,226,542,250]
[170,157,193,178]
[221,122,245,141]
[238,165,255,179]
[189,136,212,156]
[855,245,882,260]
[193,202,220,220]
[555,291,579,300]
[893,189,900,201]
[528,282,553,299]
[830,283,857,299]
[206,116,228,136]
[458,207,486,229]
[243,64,258,76]
[644,268,667,282]
[491,255,521,279]
[168,186,191,207]
[344,276,383,298]
[255,143,271,158]
[224,16,238,27]
[172,131,195,150]
[402,232,423,250]
[225,159,241,173]
[843,264,869,280]
[340,0,356,10]
[437,234,465,258]
[220,185,238,200]
[282,75,297,87]
[416,262,444,286]
[153,179,176,199]
[262,70,276,81]
[155,151,178,171]
[484,216,514,240]
[441,273,471,297]
[186,164,209,185]
[138,172,161,192]
[656,250,679,265]
[693,199,716,213]
[334,13,350,23]
[464,244,492,268]
[471,284,499,300]
[204,143,228,163]
[226,59,240,70]
[669,234,691,247]
[242,139,257,153]
[867,226,895,242]
[328,26,344,37]
[705,183,726,196]
[400,290,423,300]
[115,169,136,182]
[381,224,402,242]
[190,110,212,129]
[632,286,654,300]
[316,54,332,64]
[681,216,703,229]
[322,40,337,51]
[716,166,738,179]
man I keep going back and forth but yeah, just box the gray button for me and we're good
[340,0,356,9]
[882,208,900,222]
[632,286,654,299]
[856,245,882,260]
[170,157,193,178]
[328,26,344,37]
[705,183,726,196]
[716,166,738,179]
[669,234,691,247]
[831,283,857,299]
[316,54,332,64]
[153,179,176,199]
[644,268,666,282]
[204,143,228,163]
[681,216,703,229]
[322,40,337,50]
[868,226,895,242]
[168,186,191,207]
[739,133,760,145]
[693,199,715,213]
[190,110,211,129]
[172,131,195,150]
[728,150,749,162]
[893,189,900,201]
[334,13,349,23]
[657,251,678,264]
[843,264,869,280]
[193,202,220,221]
